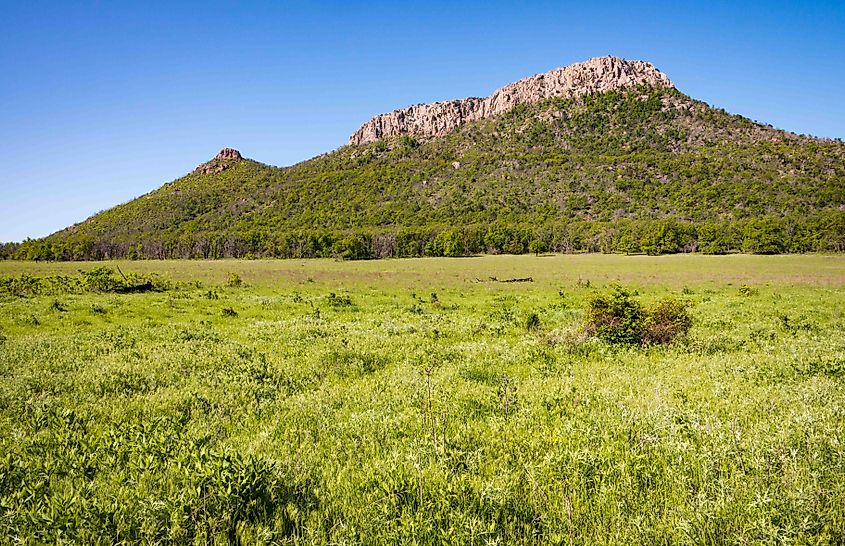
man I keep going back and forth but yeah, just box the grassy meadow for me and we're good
[1,254,844,544]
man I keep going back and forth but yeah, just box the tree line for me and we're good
[4,212,842,261]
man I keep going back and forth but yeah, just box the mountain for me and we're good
[9,56,845,260]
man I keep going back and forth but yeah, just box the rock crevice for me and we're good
[348,56,673,145]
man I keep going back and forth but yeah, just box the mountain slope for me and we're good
[13,58,845,260]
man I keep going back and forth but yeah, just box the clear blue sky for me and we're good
[1,0,843,242]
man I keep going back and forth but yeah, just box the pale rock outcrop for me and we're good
[349,56,673,145]
[194,148,243,174]
[215,148,242,161]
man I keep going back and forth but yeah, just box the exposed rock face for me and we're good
[195,148,243,174]
[215,148,242,161]
[349,56,673,145]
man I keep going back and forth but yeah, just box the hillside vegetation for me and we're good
[9,87,845,260]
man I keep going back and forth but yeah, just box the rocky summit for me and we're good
[215,148,242,161]
[194,148,243,174]
[348,56,673,145]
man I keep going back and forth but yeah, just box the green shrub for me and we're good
[81,266,123,292]
[585,286,645,345]
[81,267,164,293]
[585,286,692,346]
[226,273,243,288]
[643,298,693,345]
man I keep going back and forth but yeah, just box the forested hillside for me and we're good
[8,86,845,260]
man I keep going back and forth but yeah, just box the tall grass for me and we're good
[0,256,843,544]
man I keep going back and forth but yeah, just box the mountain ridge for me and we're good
[349,56,673,145]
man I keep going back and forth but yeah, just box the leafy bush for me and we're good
[81,266,124,292]
[643,298,693,345]
[585,286,692,346]
[585,286,646,345]
[82,267,165,293]
[226,273,243,288]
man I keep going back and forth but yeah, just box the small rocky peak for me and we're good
[215,148,242,161]
[195,148,243,174]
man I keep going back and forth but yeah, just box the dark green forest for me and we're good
[6,87,844,260]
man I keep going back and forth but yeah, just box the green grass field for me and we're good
[1,255,844,544]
